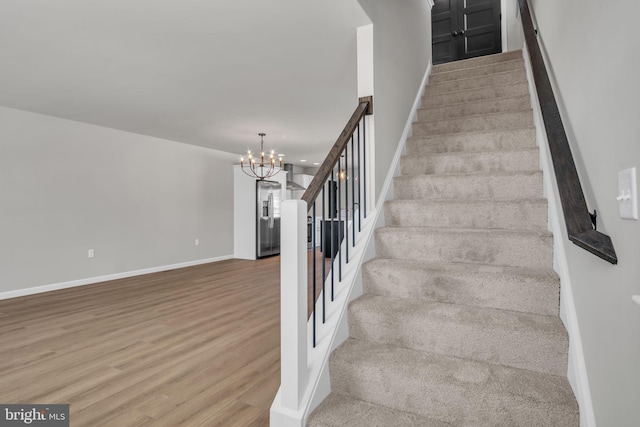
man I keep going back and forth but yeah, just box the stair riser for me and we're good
[412,111,533,137]
[423,82,530,108]
[430,59,525,84]
[362,261,560,316]
[433,50,523,73]
[400,149,539,175]
[375,229,553,269]
[384,200,548,231]
[394,172,543,201]
[349,297,568,375]
[330,340,579,426]
[425,70,527,95]
[406,128,537,156]
[418,96,531,122]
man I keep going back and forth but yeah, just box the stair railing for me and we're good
[278,96,372,413]
[518,0,617,264]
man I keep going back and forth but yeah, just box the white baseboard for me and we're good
[0,255,234,301]
[521,46,596,427]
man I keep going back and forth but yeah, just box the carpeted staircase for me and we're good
[307,51,579,426]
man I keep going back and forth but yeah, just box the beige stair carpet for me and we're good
[307,51,579,426]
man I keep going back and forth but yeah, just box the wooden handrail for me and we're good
[301,96,372,205]
[518,0,617,264]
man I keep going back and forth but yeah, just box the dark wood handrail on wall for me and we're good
[518,0,617,264]
[301,96,373,205]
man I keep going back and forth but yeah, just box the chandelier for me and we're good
[240,133,283,180]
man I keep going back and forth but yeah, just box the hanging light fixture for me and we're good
[240,133,283,180]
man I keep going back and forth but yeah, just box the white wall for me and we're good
[504,0,525,52]
[0,106,236,294]
[356,0,432,201]
[526,1,640,425]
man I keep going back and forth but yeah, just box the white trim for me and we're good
[270,60,433,427]
[521,45,596,427]
[279,200,309,411]
[357,25,374,98]
[0,255,233,301]
[356,23,376,215]
[501,0,507,52]
[270,210,378,427]
[304,213,377,421]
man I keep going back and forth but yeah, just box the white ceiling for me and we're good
[0,0,370,165]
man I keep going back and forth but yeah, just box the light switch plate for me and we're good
[618,167,638,220]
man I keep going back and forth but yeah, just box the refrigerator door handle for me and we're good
[268,193,274,229]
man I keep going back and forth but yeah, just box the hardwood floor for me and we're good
[0,257,289,426]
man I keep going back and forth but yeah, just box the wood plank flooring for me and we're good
[0,257,291,427]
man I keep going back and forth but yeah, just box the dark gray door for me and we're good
[432,0,459,64]
[432,0,502,65]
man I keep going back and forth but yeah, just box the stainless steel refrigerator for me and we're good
[256,180,281,258]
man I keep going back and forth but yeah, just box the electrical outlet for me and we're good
[88,249,95,258]
[617,167,638,220]
[195,238,200,246]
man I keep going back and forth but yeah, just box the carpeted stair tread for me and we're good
[329,338,579,427]
[422,81,530,108]
[362,258,559,316]
[309,50,578,425]
[384,198,548,231]
[430,59,525,84]
[407,127,537,155]
[375,226,552,269]
[307,394,450,427]
[418,94,531,121]
[432,50,523,73]
[393,170,543,200]
[412,110,533,136]
[424,69,527,95]
[349,294,568,375]
[400,148,539,175]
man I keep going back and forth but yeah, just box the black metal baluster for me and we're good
[312,201,316,348]
[351,135,356,246]
[321,185,326,323]
[363,118,367,218]
[330,172,335,301]
[337,156,342,282]
[345,147,349,263]
[357,125,361,232]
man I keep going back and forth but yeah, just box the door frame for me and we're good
[430,0,506,63]
[429,0,509,51]
[500,0,507,52]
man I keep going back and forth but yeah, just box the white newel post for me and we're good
[280,200,308,411]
